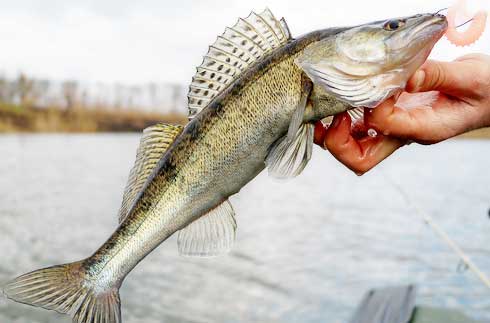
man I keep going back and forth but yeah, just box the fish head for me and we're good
[297,13,448,108]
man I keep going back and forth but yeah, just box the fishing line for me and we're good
[435,7,449,15]
[434,7,475,29]
[381,171,490,289]
[456,18,475,28]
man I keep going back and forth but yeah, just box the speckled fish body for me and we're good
[86,29,349,283]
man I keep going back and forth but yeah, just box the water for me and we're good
[0,134,488,323]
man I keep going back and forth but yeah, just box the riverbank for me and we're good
[1,103,489,137]
[0,103,187,132]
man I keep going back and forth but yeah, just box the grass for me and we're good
[0,102,488,138]
[0,103,187,133]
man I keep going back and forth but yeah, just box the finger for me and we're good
[365,98,413,137]
[323,112,354,151]
[324,112,405,174]
[354,136,405,174]
[406,59,481,97]
[366,96,473,143]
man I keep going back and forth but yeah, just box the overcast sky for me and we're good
[0,0,488,85]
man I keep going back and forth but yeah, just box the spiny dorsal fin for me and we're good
[118,123,183,223]
[187,8,292,120]
[177,200,237,257]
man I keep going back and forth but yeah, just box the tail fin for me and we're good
[3,261,121,323]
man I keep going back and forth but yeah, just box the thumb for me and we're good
[406,59,475,97]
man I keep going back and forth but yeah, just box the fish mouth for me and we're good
[369,14,448,109]
[387,13,448,67]
[398,14,448,48]
[409,14,448,43]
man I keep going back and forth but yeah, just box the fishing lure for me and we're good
[446,0,487,46]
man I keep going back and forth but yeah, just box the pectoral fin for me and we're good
[177,200,237,257]
[266,123,314,179]
[287,74,312,141]
[265,74,314,179]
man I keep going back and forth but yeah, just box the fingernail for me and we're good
[412,70,425,92]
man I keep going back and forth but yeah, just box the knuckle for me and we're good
[431,63,447,89]
[473,79,489,98]
[478,69,490,92]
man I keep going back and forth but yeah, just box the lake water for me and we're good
[0,134,488,323]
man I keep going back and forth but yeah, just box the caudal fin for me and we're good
[3,261,121,323]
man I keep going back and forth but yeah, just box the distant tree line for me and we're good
[0,73,187,114]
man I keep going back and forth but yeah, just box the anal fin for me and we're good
[177,200,237,257]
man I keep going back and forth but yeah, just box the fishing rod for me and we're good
[382,171,490,289]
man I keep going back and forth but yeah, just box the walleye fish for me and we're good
[4,10,447,323]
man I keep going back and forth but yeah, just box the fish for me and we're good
[3,9,447,323]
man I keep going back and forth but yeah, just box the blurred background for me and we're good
[0,0,489,322]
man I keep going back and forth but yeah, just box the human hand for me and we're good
[314,53,490,175]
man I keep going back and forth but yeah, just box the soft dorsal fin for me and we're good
[187,8,292,119]
[118,123,183,223]
[177,199,237,257]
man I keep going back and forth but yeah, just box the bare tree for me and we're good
[114,83,124,110]
[170,83,183,113]
[0,75,8,103]
[62,81,78,110]
[16,73,34,106]
[148,82,157,111]
[31,79,50,108]
[128,86,142,110]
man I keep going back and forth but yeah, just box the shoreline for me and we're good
[0,104,489,138]
[0,103,187,133]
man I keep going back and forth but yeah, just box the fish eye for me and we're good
[383,19,406,31]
